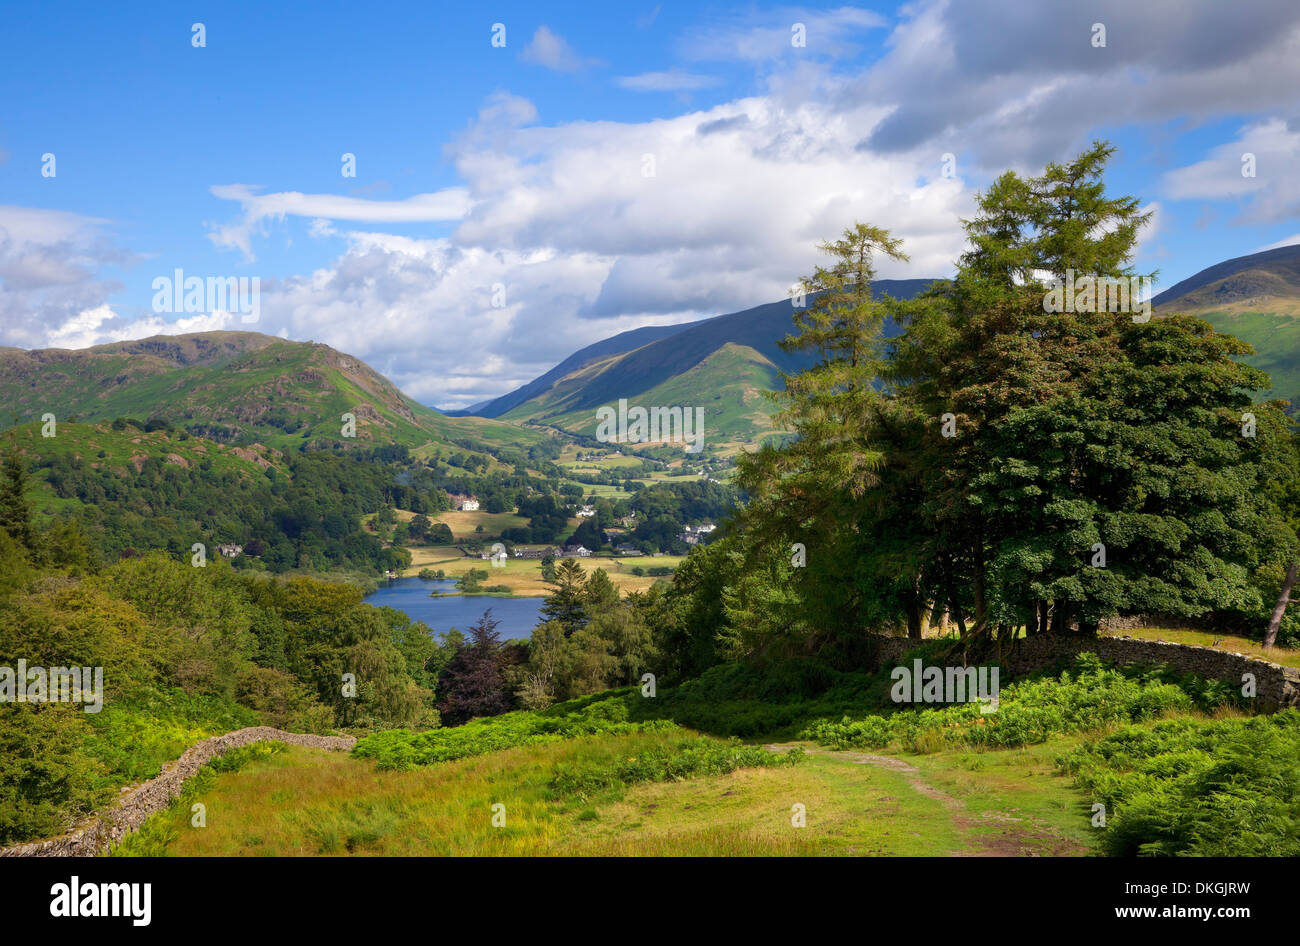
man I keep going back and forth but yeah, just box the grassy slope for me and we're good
[1179,306,1300,402]
[109,636,1300,857]
[116,734,1093,856]
[1153,248,1300,402]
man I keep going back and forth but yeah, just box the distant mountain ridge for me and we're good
[467,279,935,449]
[1153,244,1300,310]
[0,330,541,455]
[452,321,693,418]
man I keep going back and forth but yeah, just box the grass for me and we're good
[112,730,1097,856]
[104,651,1270,857]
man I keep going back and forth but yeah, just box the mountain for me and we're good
[0,331,543,455]
[458,322,693,418]
[473,279,935,451]
[1154,244,1300,402]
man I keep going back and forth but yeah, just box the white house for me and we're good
[459,498,480,511]
[576,504,596,518]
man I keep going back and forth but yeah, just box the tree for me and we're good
[734,222,919,653]
[436,610,512,725]
[0,449,35,552]
[540,558,588,635]
[720,141,1300,659]
[408,513,431,541]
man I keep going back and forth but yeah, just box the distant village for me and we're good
[218,484,719,578]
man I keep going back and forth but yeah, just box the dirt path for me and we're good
[765,744,1078,857]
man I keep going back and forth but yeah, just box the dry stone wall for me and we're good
[0,726,355,858]
[870,634,1300,712]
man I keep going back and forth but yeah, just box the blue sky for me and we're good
[2,0,1299,408]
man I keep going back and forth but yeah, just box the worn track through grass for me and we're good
[764,744,1088,857]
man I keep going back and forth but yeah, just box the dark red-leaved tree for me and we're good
[436,610,513,725]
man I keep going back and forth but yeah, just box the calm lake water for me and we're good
[363,577,545,641]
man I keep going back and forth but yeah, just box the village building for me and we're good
[513,546,560,560]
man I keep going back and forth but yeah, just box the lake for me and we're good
[363,577,545,641]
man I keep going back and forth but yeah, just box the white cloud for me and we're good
[45,304,119,349]
[680,6,888,62]
[854,0,1300,171]
[1163,119,1300,224]
[0,206,132,349]
[225,88,973,408]
[617,70,721,92]
[206,185,472,260]
[42,305,240,350]
[1258,233,1300,251]
[520,26,598,72]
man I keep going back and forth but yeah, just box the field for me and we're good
[431,509,529,539]
[402,546,684,595]
[114,734,1095,856]
[365,507,529,540]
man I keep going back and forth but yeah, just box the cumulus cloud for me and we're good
[43,305,238,350]
[0,206,133,349]
[854,0,1300,171]
[225,88,973,408]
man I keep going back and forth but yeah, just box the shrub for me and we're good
[353,690,677,770]
[800,654,1237,753]
[550,739,802,801]
[1060,710,1300,856]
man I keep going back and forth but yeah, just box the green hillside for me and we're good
[1154,244,1300,404]
[0,331,544,456]
[514,343,786,453]
[6,420,281,516]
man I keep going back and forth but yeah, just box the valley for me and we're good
[4,152,1300,866]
